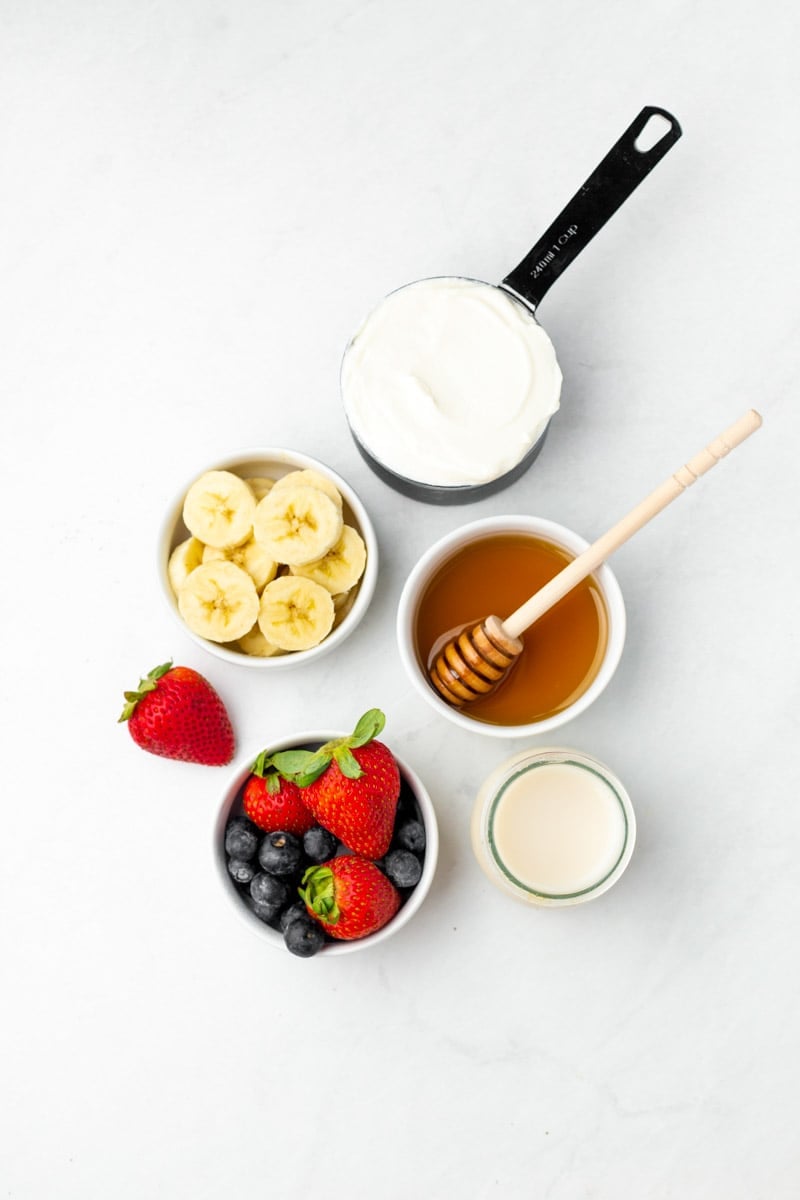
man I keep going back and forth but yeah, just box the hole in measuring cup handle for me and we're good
[634,110,675,153]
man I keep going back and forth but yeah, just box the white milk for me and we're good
[472,749,635,906]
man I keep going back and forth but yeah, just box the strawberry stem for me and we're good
[264,710,387,788]
[251,747,312,791]
[118,660,173,723]
[299,865,340,924]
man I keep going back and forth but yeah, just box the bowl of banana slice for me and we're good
[159,448,378,667]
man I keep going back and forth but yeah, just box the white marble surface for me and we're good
[2,3,798,1197]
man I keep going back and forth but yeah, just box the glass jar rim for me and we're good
[475,747,636,906]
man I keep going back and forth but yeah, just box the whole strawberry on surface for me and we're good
[271,709,400,858]
[242,748,315,836]
[300,855,400,940]
[119,661,234,766]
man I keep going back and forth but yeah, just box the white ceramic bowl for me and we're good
[158,448,378,668]
[396,515,626,738]
[213,731,439,956]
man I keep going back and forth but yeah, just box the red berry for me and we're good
[242,774,314,835]
[300,856,400,940]
[301,739,400,859]
[270,709,401,859]
[119,661,234,766]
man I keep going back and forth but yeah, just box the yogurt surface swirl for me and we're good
[341,276,562,487]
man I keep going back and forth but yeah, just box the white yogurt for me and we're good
[471,749,635,906]
[341,277,562,487]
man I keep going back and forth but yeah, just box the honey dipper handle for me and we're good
[502,409,763,640]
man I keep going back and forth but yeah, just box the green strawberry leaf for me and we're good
[349,708,385,747]
[267,749,331,787]
[251,748,311,789]
[293,761,332,787]
[251,748,270,777]
[144,661,173,685]
[299,866,340,924]
[271,749,318,773]
[334,747,364,779]
[118,662,174,723]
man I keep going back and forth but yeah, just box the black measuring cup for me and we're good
[342,106,682,504]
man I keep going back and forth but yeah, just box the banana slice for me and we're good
[290,525,366,594]
[271,469,343,510]
[177,561,259,643]
[182,470,256,549]
[202,537,278,592]
[244,476,277,502]
[237,623,285,657]
[253,485,342,566]
[257,576,335,651]
[167,536,205,594]
[332,588,358,627]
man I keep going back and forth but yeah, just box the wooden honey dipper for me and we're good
[430,409,763,707]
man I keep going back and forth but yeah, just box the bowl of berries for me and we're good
[215,709,438,956]
[159,447,378,668]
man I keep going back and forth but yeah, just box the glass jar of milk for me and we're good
[471,748,636,906]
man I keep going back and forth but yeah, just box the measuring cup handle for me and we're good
[501,106,682,312]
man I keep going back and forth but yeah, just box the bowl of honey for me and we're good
[396,516,626,737]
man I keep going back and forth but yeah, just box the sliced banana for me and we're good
[202,537,278,592]
[177,561,259,643]
[244,476,277,502]
[237,623,285,657]
[271,469,343,510]
[167,536,205,594]
[182,470,256,549]
[253,485,343,567]
[332,588,358,627]
[290,524,366,594]
[257,576,335,651]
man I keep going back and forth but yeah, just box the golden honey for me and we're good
[414,533,608,726]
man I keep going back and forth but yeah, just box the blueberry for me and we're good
[302,825,338,863]
[251,900,281,925]
[284,915,326,958]
[279,901,309,933]
[249,872,289,910]
[396,819,426,854]
[384,849,422,888]
[227,857,255,885]
[258,832,302,877]
[225,818,259,860]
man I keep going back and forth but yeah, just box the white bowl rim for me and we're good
[396,514,626,738]
[158,447,378,668]
[214,730,439,956]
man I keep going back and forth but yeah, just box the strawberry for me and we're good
[272,709,400,858]
[242,748,315,835]
[300,856,400,940]
[119,661,234,765]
